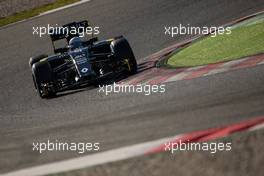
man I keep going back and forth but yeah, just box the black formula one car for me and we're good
[29,20,137,98]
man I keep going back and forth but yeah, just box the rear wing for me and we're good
[49,20,89,42]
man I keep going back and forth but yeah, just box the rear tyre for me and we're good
[32,61,56,98]
[29,54,48,67]
[111,38,137,75]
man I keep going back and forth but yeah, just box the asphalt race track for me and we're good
[1,0,264,174]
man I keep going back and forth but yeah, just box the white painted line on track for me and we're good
[1,135,182,176]
[2,118,264,176]
[248,122,264,131]
[186,65,205,71]
[257,59,264,65]
[164,66,205,83]
[204,58,248,76]
[164,71,190,83]
[0,0,91,30]
[39,0,91,16]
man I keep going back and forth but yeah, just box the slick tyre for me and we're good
[32,61,55,98]
[111,38,137,75]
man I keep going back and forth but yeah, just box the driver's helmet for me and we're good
[69,37,83,50]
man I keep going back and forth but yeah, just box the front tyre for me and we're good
[32,61,56,98]
[111,37,137,75]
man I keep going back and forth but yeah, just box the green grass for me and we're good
[0,0,79,27]
[167,20,264,67]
